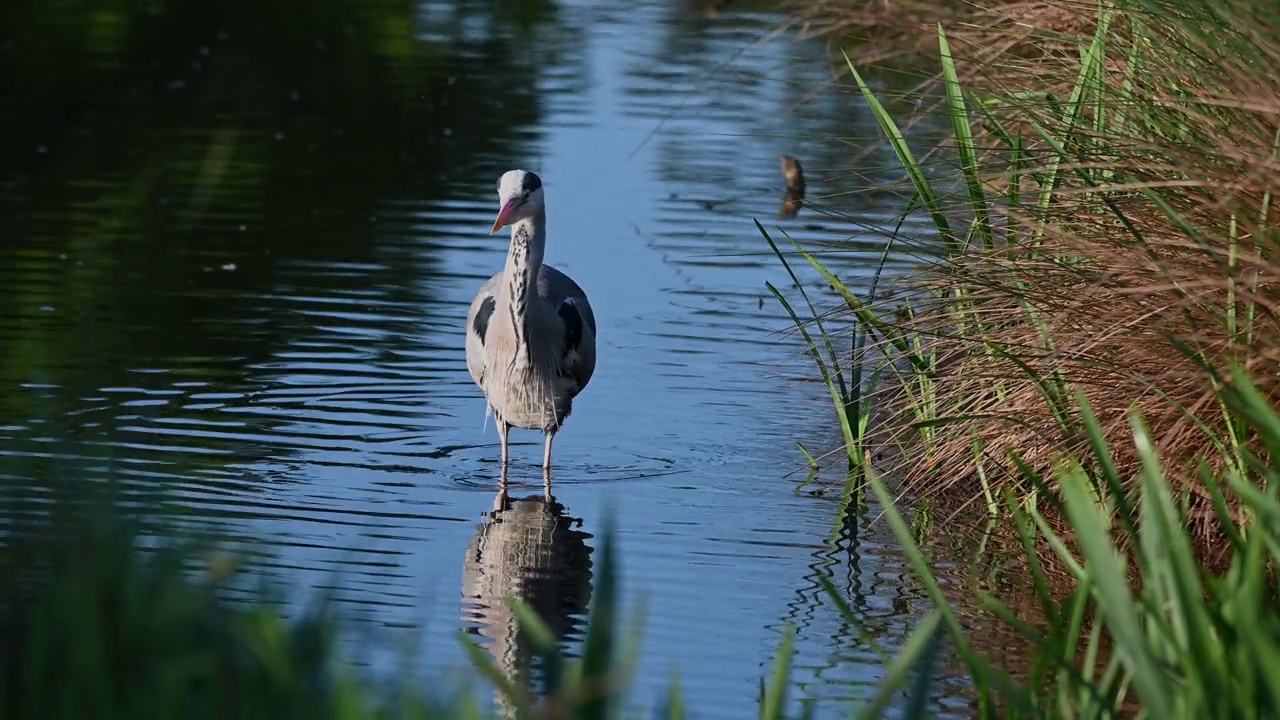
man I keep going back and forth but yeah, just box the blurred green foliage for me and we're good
[0,486,453,719]
[0,486,802,720]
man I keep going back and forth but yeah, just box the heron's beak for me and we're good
[490,198,521,234]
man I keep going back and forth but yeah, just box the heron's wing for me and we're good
[556,296,595,394]
[472,296,497,343]
[538,266,597,396]
[465,272,503,387]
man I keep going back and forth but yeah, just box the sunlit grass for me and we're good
[764,0,1280,715]
[850,371,1280,718]
[773,0,1280,554]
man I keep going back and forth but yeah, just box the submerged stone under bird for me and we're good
[464,169,598,487]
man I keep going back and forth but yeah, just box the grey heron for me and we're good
[464,169,598,488]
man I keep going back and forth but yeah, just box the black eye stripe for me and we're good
[520,171,542,193]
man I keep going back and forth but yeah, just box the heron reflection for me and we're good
[461,491,594,716]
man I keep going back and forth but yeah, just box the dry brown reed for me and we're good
[807,0,1280,567]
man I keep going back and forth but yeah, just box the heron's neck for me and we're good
[502,208,546,351]
[503,209,546,280]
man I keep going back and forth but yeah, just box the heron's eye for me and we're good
[521,191,530,203]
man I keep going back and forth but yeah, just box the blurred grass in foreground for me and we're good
[0,490,823,720]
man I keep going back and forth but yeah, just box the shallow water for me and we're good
[0,0,964,715]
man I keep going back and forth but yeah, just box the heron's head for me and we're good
[490,169,544,233]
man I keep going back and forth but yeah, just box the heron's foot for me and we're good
[494,484,509,512]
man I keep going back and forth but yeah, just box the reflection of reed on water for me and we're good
[461,492,594,713]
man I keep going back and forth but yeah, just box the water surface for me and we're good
[0,0,963,715]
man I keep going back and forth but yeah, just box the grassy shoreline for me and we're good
[778,0,1280,564]
[766,0,1280,715]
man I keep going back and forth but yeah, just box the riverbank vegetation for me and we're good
[768,0,1280,714]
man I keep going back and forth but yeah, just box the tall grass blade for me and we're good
[577,517,619,720]
[857,611,944,720]
[841,49,956,250]
[760,626,795,720]
[865,472,1038,714]
[936,24,991,249]
[1057,464,1172,717]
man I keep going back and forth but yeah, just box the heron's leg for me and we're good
[498,419,511,485]
[542,431,555,498]
[542,431,556,470]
